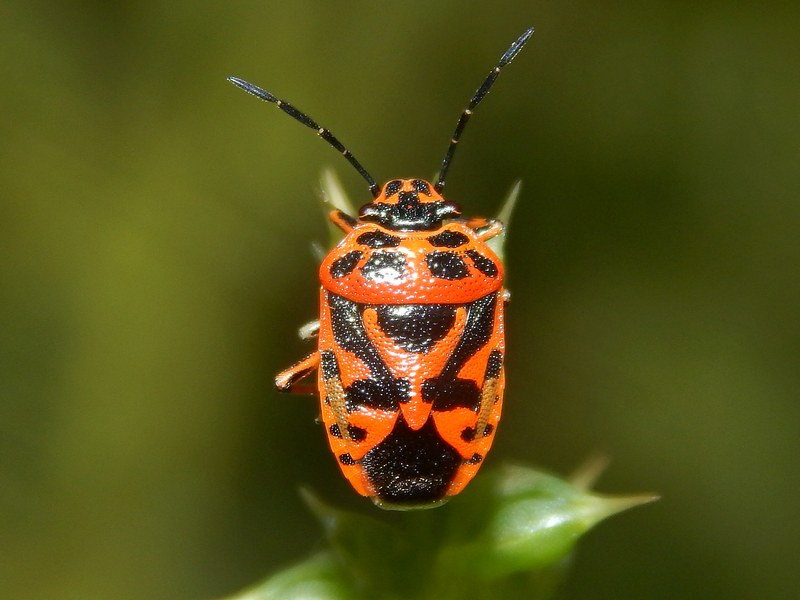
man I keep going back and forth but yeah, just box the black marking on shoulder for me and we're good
[384,180,403,197]
[329,423,343,438]
[466,249,499,278]
[438,293,497,380]
[427,230,469,248]
[339,453,356,465]
[328,294,410,412]
[329,250,363,278]
[426,251,470,280]
[413,179,432,196]
[361,251,406,283]
[356,230,401,249]
[362,415,461,504]
[375,304,458,353]
[424,293,498,412]
[328,294,391,378]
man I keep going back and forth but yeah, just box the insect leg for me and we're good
[275,352,320,393]
[328,209,357,234]
[474,220,505,241]
[298,320,320,340]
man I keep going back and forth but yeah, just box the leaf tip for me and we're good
[569,454,611,490]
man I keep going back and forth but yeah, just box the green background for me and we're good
[2,1,798,598]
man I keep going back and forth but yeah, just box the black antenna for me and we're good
[434,27,534,194]
[228,76,380,198]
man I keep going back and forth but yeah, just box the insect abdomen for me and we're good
[317,289,505,507]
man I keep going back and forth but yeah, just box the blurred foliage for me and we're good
[2,1,800,599]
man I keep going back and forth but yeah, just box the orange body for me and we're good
[309,180,506,507]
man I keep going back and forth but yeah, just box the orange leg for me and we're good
[298,320,320,340]
[275,352,319,394]
[474,220,505,241]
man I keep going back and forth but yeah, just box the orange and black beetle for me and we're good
[229,27,533,509]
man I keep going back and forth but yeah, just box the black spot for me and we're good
[427,230,469,248]
[326,293,413,416]
[413,179,432,196]
[375,304,457,353]
[348,424,367,442]
[460,419,495,443]
[384,180,402,197]
[361,251,406,283]
[426,251,470,280]
[362,415,461,505]
[339,453,356,465]
[329,422,367,442]
[329,250,363,278]
[356,231,401,249]
[466,249,498,278]
[398,190,418,205]
[320,350,340,380]
[422,377,481,411]
[485,349,503,379]
[346,377,409,411]
[467,453,483,465]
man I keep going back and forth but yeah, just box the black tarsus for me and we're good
[434,27,534,194]
[227,76,380,198]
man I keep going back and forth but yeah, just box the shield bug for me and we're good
[229,27,533,508]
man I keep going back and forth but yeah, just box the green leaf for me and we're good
[222,552,357,600]
[300,488,418,595]
[434,464,657,584]
[223,463,655,600]
[486,179,521,263]
[319,168,357,250]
